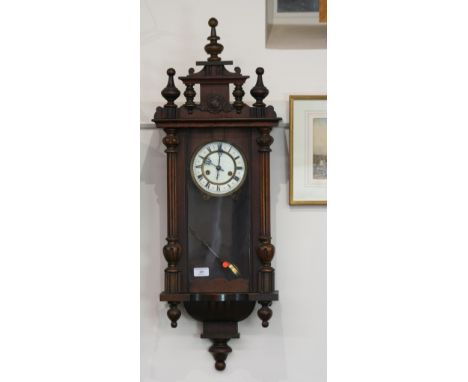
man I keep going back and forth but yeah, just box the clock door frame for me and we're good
[184,127,258,293]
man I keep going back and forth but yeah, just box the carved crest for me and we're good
[200,94,232,113]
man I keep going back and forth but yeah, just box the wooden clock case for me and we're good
[152,18,281,371]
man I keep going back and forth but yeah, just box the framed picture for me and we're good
[289,95,327,205]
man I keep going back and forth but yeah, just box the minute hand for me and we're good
[216,152,222,180]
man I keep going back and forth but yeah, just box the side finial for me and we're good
[183,68,196,113]
[233,69,245,114]
[205,18,224,61]
[250,67,269,108]
[161,68,180,108]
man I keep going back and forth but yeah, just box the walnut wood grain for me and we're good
[162,128,182,295]
[256,127,275,293]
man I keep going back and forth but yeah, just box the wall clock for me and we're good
[152,18,281,371]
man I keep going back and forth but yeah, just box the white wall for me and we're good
[141,1,326,381]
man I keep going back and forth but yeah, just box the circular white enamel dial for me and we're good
[190,141,247,196]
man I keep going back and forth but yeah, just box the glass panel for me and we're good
[187,168,251,292]
[277,0,318,12]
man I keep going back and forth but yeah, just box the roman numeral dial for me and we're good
[190,141,247,197]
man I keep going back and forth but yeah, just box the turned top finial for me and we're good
[205,17,223,61]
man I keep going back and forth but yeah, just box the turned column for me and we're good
[251,67,276,327]
[160,68,182,327]
[256,126,275,327]
[162,128,182,327]
[256,126,275,293]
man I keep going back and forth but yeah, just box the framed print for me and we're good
[289,95,327,205]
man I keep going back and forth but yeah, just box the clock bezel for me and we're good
[189,140,248,197]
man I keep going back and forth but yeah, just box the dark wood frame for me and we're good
[151,18,281,371]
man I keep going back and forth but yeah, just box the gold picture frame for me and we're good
[289,95,327,205]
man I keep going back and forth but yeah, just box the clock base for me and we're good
[185,300,250,370]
